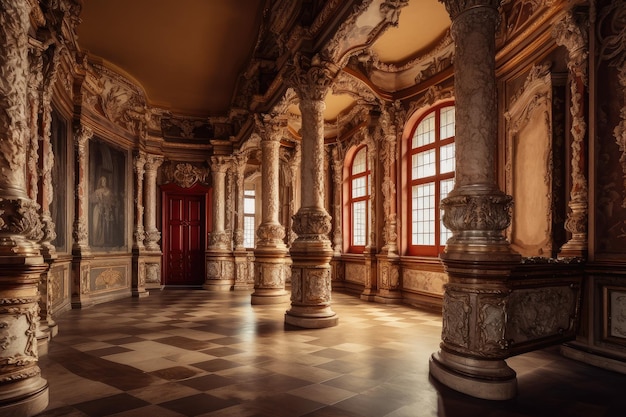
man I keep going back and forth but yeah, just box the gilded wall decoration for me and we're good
[162,162,209,188]
[93,267,125,291]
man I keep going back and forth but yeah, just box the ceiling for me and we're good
[77,0,450,120]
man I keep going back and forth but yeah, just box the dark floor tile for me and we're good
[149,366,202,381]
[178,374,237,391]
[154,336,212,350]
[201,346,245,357]
[159,393,239,416]
[250,393,325,417]
[190,358,242,372]
[73,393,149,417]
[87,346,133,357]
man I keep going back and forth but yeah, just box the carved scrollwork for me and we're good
[286,53,337,101]
[442,192,513,233]
[0,198,43,242]
[292,209,332,238]
[256,223,286,241]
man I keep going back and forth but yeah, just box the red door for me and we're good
[162,185,208,286]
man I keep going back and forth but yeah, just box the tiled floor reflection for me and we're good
[37,289,626,417]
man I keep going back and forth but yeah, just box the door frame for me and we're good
[161,182,211,286]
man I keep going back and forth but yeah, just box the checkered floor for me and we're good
[37,289,626,417]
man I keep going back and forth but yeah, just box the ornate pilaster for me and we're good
[284,55,338,328]
[430,0,521,401]
[204,156,235,291]
[331,146,343,256]
[252,114,289,304]
[554,10,589,259]
[36,41,62,347]
[143,154,163,252]
[375,105,402,304]
[232,153,253,290]
[131,152,149,297]
[71,124,94,310]
[0,2,49,414]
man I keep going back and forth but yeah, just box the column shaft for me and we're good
[252,115,289,304]
[0,2,49,414]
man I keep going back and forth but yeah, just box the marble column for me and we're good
[204,156,235,291]
[429,0,521,400]
[71,123,94,309]
[252,114,290,304]
[285,57,338,328]
[329,146,345,290]
[554,10,589,259]
[375,106,402,304]
[143,154,163,252]
[0,1,49,414]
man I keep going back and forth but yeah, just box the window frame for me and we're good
[407,102,455,257]
[347,145,370,254]
[243,187,256,249]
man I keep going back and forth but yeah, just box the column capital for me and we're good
[254,113,287,142]
[286,53,337,102]
[209,155,231,173]
[439,0,500,20]
[144,153,163,172]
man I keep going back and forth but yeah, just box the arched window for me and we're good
[407,103,455,256]
[348,146,370,253]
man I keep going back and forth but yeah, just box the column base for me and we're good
[374,290,403,304]
[360,289,377,302]
[284,306,338,329]
[202,280,233,292]
[131,289,150,298]
[429,350,517,400]
[0,376,48,417]
[251,289,289,305]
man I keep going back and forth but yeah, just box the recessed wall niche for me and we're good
[89,137,127,250]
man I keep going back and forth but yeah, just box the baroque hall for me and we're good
[1,0,626,416]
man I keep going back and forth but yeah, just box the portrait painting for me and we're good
[89,137,127,250]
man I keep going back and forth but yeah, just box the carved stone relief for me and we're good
[345,263,367,285]
[402,269,446,295]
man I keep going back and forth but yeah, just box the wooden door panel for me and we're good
[163,190,207,286]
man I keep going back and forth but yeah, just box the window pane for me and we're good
[352,147,367,174]
[413,113,435,148]
[412,183,435,245]
[352,175,367,198]
[440,143,455,174]
[440,106,455,139]
[244,197,255,214]
[440,178,455,245]
[412,149,436,180]
[243,216,255,248]
[352,201,366,246]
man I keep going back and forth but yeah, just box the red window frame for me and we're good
[348,145,370,254]
[407,102,455,257]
